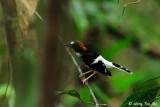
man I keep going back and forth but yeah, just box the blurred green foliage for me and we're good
[80,87,92,102]
[0,0,160,107]
[91,84,110,102]
[101,36,134,59]
[14,48,39,107]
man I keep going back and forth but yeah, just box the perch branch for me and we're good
[119,0,141,28]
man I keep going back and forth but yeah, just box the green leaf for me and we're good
[150,93,160,103]
[133,76,160,92]
[120,87,160,107]
[57,90,81,100]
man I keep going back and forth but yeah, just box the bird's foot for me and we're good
[79,70,96,85]
[79,74,83,78]
[79,76,87,85]
[82,78,88,84]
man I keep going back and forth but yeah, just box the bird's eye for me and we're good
[70,41,74,44]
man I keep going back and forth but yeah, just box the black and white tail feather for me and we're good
[112,63,133,74]
[91,55,133,75]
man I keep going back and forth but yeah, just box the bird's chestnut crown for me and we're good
[65,41,87,52]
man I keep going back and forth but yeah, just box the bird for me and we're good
[64,40,133,84]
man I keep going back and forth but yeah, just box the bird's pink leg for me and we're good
[79,70,94,78]
[82,71,96,84]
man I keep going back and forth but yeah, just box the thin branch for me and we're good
[119,0,141,28]
[57,36,82,74]
[34,11,47,24]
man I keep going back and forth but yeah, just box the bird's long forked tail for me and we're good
[112,63,133,75]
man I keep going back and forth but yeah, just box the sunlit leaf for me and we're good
[120,87,160,107]
[0,84,13,98]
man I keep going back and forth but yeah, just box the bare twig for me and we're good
[58,37,82,74]
[119,0,141,28]
[34,11,47,24]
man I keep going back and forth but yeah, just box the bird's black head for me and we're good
[64,41,87,52]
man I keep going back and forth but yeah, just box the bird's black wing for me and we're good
[81,50,112,76]
[81,50,99,66]
[90,60,112,76]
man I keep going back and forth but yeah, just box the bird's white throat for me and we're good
[76,52,81,57]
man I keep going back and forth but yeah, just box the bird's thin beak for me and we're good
[64,44,72,47]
